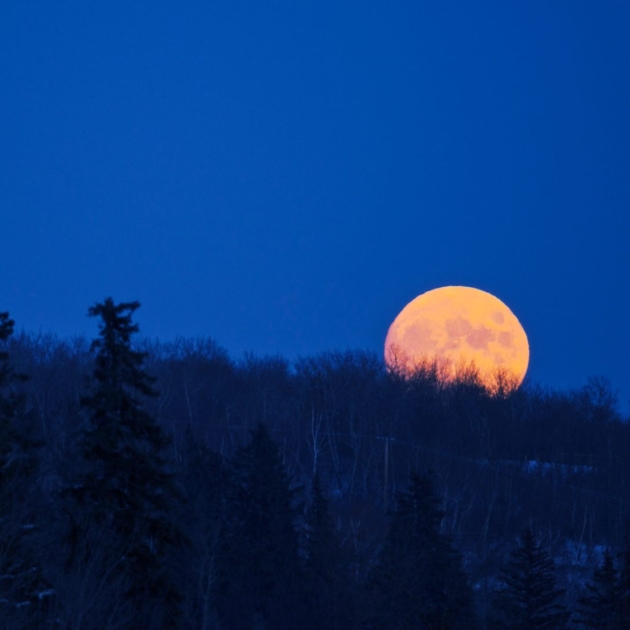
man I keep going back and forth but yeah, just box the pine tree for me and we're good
[577,551,624,629]
[0,312,31,484]
[68,298,185,628]
[616,539,630,625]
[492,528,570,629]
[303,474,355,630]
[0,312,48,628]
[177,428,228,630]
[217,423,306,630]
[365,471,478,630]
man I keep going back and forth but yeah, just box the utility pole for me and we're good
[384,437,389,510]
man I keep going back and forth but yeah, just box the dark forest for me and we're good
[1,300,629,629]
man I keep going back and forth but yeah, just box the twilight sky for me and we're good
[2,1,629,410]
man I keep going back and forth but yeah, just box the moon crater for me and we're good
[384,286,529,392]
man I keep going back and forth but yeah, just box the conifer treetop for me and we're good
[86,297,157,403]
[494,528,570,629]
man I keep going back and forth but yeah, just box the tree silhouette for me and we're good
[177,428,228,630]
[615,539,630,624]
[303,474,355,630]
[577,550,624,629]
[492,528,570,629]
[217,423,306,630]
[68,298,185,629]
[0,312,48,629]
[365,471,478,629]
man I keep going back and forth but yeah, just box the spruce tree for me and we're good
[303,474,355,630]
[177,428,228,630]
[577,551,624,629]
[0,312,48,628]
[217,423,306,630]
[69,298,184,628]
[492,528,570,629]
[616,539,630,625]
[365,471,478,630]
[0,312,31,485]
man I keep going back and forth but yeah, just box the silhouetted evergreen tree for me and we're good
[577,550,624,629]
[365,471,478,630]
[492,528,570,629]
[177,427,228,630]
[68,298,185,629]
[616,539,630,624]
[0,312,48,629]
[217,423,306,630]
[303,474,355,630]
[0,313,34,489]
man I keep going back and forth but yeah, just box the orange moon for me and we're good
[384,286,529,391]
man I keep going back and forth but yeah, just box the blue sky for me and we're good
[2,1,629,409]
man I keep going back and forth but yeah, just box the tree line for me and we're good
[1,299,629,628]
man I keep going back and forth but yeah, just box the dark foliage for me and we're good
[492,528,570,629]
[176,428,228,629]
[1,302,630,628]
[217,423,306,630]
[365,471,478,629]
[303,474,356,630]
[616,540,630,626]
[577,550,625,629]
[0,313,49,629]
[66,298,185,629]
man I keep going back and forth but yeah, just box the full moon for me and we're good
[384,286,529,391]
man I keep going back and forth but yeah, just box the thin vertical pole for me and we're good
[384,438,389,511]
